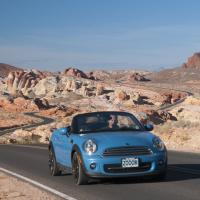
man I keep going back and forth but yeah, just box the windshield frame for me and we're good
[71,111,145,134]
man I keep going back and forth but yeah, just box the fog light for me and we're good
[90,163,96,169]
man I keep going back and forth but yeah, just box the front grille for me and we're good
[104,162,151,173]
[103,146,152,157]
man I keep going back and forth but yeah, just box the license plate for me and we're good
[122,158,139,168]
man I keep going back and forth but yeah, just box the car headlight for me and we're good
[84,139,97,154]
[153,137,165,151]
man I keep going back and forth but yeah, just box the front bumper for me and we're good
[81,151,167,178]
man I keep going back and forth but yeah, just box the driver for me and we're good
[107,114,119,129]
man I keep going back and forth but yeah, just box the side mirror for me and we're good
[59,126,71,136]
[59,127,68,135]
[144,124,154,131]
[66,126,71,133]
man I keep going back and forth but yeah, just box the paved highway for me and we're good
[0,144,199,200]
[0,112,55,136]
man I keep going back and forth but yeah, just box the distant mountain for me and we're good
[0,63,22,78]
[147,67,200,84]
[147,52,200,84]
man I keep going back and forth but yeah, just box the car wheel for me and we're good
[72,152,89,185]
[48,148,61,176]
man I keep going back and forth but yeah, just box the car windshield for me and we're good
[72,112,143,134]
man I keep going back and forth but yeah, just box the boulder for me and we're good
[33,76,58,96]
[115,89,129,101]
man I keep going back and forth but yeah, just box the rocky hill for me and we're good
[182,52,200,69]
[0,63,22,78]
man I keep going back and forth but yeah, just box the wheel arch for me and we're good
[71,144,86,170]
[71,144,82,160]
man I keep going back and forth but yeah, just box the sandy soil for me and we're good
[0,172,60,200]
[154,98,200,153]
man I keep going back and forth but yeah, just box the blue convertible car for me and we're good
[49,111,167,185]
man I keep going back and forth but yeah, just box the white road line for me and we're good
[0,167,78,200]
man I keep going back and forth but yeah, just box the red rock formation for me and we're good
[183,52,200,69]
[63,68,88,79]
[140,109,176,125]
[6,70,46,95]
[161,92,185,104]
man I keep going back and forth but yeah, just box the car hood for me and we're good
[79,131,155,149]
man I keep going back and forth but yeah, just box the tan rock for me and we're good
[33,76,58,96]
[96,83,105,96]
[115,89,129,101]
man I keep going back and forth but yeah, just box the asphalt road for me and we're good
[0,112,55,136]
[0,144,199,200]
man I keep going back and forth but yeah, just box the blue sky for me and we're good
[1,0,200,71]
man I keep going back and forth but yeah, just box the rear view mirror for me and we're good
[144,124,154,131]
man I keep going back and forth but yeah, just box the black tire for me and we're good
[48,147,62,176]
[72,152,89,185]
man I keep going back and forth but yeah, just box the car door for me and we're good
[54,129,73,167]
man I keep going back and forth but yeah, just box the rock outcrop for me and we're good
[96,83,105,96]
[139,109,176,125]
[161,92,185,104]
[63,68,88,79]
[182,52,200,69]
[33,76,59,96]
[6,70,46,96]
[128,72,149,82]
[115,89,129,101]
